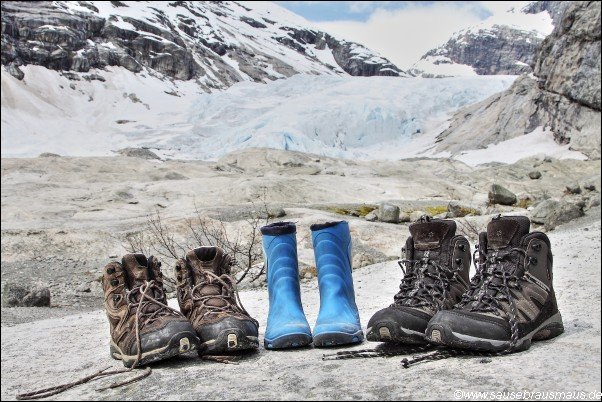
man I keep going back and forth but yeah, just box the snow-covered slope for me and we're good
[1,1,407,90]
[411,2,555,77]
[2,65,515,160]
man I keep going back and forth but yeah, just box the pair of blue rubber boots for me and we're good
[261,221,363,349]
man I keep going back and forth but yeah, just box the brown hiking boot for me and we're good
[175,247,259,354]
[426,215,564,352]
[103,253,199,368]
[367,216,471,344]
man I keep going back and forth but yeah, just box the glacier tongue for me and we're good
[1,68,516,160]
[176,74,517,160]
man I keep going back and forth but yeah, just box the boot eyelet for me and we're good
[455,258,463,265]
[107,267,115,274]
[175,265,181,271]
[110,279,119,286]
[113,294,121,303]
[459,244,466,252]
[177,275,182,281]
[532,243,542,252]
[529,257,538,265]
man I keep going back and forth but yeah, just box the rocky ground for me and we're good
[1,149,600,323]
[1,148,601,399]
[0,210,600,400]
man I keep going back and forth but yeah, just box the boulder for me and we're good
[378,203,400,223]
[352,252,378,269]
[488,184,517,205]
[76,283,91,293]
[7,63,24,80]
[531,199,559,225]
[254,206,286,219]
[528,170,542,180]
[546,201,584,230]
[583,182,597,192]
[364,210,378,222]
[164,172,188,180]
[267,206,286,219]
[531,198,585,230]
[2,283,51,307]
[117,147,160,160]
[565,183,582,195]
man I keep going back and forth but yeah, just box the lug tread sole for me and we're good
[366,322,427,345]
[425,315,565,353]
[110,331,198,368]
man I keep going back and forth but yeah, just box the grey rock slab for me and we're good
[1,218,600,399]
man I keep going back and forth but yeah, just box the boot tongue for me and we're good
[409,218,456,251]
[402,219,456,311]
[121,253,151,288]
[487,215,530,250]
[186,247,231,308]
[121,254,161,312]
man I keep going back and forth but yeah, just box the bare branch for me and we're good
[123,197,271,285]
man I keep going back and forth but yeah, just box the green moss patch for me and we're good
[424,205,448,216]
[330,204,377,217]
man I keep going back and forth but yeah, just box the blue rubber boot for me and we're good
[311,221,363,347]
[261,222,312,349]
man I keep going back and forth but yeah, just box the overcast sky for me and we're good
[276,1,529,69]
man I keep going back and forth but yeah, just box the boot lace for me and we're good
[330,247,531,367]
[393,252,462,311]
[16,280,180,400]
[400,246,528,369]
[192,271,258,327]
[126,280,181,330]
[457,247,526,349]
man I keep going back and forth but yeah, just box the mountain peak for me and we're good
[410,1,558,77]
[1,0,409,88]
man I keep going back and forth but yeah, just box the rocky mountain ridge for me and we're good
[412,1,562,76]
[1,1,406,90]
[435,1,601,159]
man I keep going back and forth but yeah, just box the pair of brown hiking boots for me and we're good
[367,215,564,353]
[102,247,258,368]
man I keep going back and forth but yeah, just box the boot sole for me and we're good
[199,328,259,355]
[366,322,427,345]
[313,330,364,348]
[264,333,313,350]
[425,312,564,353]
[110,331,198,368]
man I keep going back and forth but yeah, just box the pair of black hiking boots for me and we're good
[102,247,258,368]
[367,215,564,353]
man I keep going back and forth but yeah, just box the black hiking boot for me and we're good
[366,216,471,344]
[426,215,564,352]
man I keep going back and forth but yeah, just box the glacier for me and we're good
[175,74,517,160]
[1,67,516,160]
